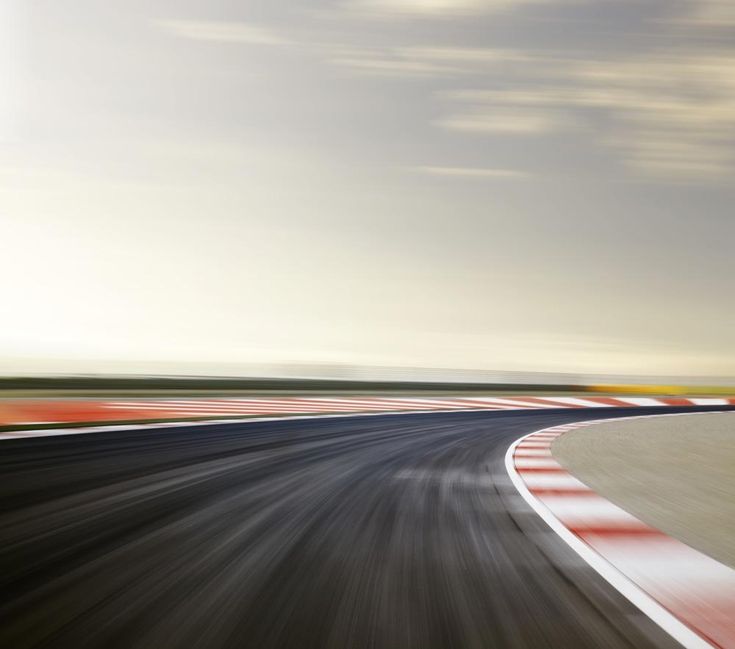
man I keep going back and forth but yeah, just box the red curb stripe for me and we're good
[569,526,665,537]
[527,488,597,496]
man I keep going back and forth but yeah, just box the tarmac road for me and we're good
[1,407,725,649]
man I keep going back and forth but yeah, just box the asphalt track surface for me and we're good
[1,407,729,649]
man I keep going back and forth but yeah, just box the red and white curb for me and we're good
[0,408,489,440]
[506,413,735,649]
[1,395,733,439]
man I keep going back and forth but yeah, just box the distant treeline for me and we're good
[0,376,583,392]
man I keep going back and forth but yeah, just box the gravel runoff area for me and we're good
[552,411,735,570]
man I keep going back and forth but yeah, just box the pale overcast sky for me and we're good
[1,0,733,377]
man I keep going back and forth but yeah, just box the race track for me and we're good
[1,407,725,649]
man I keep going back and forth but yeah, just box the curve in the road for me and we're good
[1,407,729,649]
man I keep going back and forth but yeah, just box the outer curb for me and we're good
[2,395,734,437]
[506,412,735,649]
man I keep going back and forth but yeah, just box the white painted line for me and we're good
[538,495,650,528]
[513,448,554,457]
[514,458,563,469]
[613,397,667,407]
[462,397,560,408]
[541,396,615,408]
[519,472,592,491]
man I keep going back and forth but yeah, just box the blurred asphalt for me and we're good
[1,407,724,649]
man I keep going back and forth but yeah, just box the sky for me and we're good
[0,0,734,378]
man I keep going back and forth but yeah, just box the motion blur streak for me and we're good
[5,408,727,649]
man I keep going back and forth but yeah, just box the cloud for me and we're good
[408,165,529,177]
[400,46,532,63]
[328,47,456,75]
[436,49,735,180]
[159,20,285,45]
[157,12,735,182]
[329,45,532,77]
[437,106,561,134]
[347,0,555,16]
[682,0,735,25]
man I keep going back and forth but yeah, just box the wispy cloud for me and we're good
[159,20,285,45]
[436,49,735,180]
[682,0,735,25]
[409,165,529,178]
[399,46,532,63]
[328,47,456,75]
[158,9,735,182]
[347,0,557,17]
[437,106,562,134]
[329,45,532,77]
